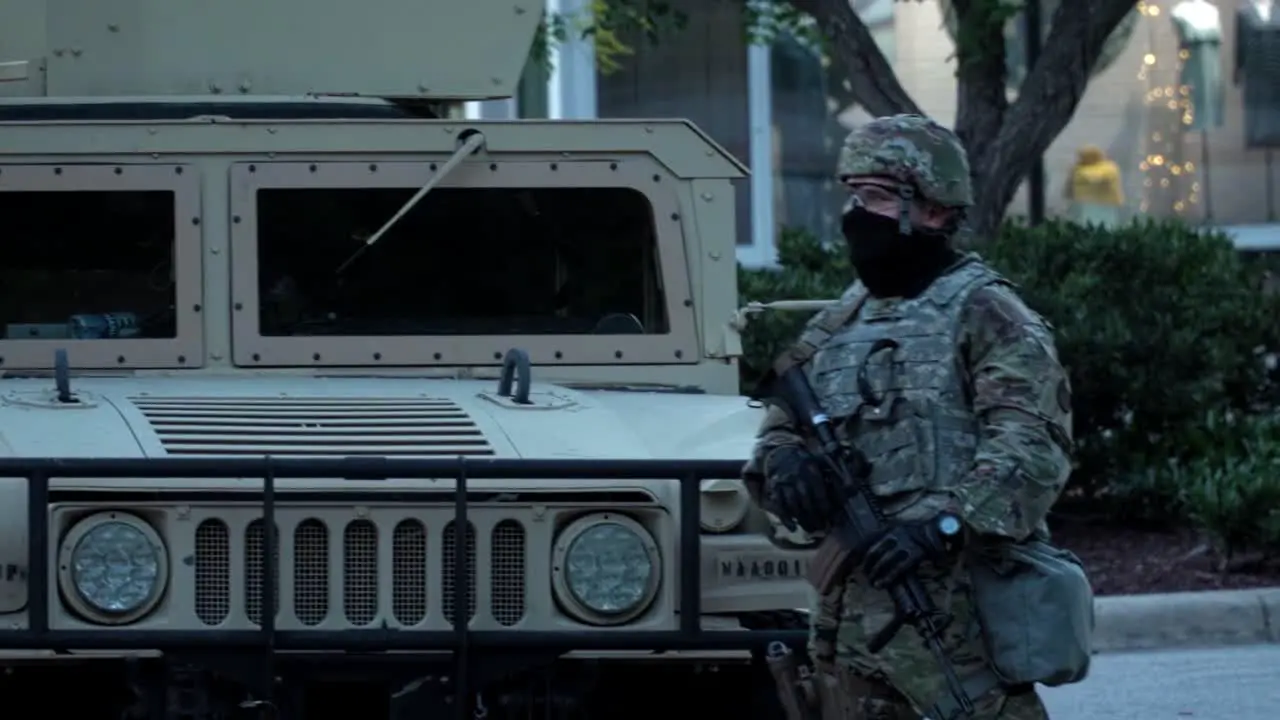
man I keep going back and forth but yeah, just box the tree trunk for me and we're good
[788,0,921,118]
[790,0,1140,240]
[960,0,1140,239]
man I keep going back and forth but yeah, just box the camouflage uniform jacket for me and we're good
[743,254,1074,544]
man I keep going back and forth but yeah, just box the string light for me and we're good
[1135,1,1198,216]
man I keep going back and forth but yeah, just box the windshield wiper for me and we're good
[335,129,487,274]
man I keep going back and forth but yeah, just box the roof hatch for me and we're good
[5,0,543,99]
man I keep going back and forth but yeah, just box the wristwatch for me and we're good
[935,512,963,539]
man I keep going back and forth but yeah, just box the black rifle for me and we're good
[754,361,975,719]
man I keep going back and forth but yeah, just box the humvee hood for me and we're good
[0,376,765,461]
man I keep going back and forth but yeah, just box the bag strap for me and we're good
[776,284,870,368]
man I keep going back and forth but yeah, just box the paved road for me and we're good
[1041,644,1280,719]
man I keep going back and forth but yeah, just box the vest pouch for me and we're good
[849,394,937,498]
[967,539,1095,687]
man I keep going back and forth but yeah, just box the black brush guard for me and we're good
[0,457,808,712]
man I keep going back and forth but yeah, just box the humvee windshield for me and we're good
[256,187,669,338]
[0,189,177,340]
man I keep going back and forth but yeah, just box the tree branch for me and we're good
[950,0,1010,180]
[968,0,1138,232]
[788,0,922,117]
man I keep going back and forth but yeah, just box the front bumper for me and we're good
[0,457,807,658]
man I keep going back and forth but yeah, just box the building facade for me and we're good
[487,0,1280,266]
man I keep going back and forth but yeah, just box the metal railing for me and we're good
[0,458,808,707]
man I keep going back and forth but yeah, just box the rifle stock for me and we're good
[806,535,854,595]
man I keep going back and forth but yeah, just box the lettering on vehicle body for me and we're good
[716,553,810,581]
[0,563,28,609]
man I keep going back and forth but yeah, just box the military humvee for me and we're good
[0,0,811,717]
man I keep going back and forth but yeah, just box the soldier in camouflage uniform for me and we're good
[742,114,1074,719]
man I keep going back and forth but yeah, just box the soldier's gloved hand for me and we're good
[860,513,964,589]
[761,445,840,534]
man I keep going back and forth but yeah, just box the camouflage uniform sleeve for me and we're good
[949,283,1074,541]
[741,404,804,507]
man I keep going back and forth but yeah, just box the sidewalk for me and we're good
[1093,587,1280,653]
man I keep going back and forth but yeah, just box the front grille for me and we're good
[129,396,495,457]
[193,514,527,629]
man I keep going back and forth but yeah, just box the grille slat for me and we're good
[491,520,527,626]
[129,396,495,457]
[343,520,379,626]
[392,520,429,626]
[194,515,526,628]
[244,520,280,625]
[293,520,329,626]
[442,521,478,625]
[194,519,230,626]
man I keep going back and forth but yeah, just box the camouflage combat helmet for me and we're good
[837,114,974,208]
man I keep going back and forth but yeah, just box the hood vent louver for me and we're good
[129,396,494,457]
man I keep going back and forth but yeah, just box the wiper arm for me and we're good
[335,130,487,274]
[729,299,838,331]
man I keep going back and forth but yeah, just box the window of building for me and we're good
[923,0,1280,228]
[596,0,752,246]
[254,187,668,338]
[764,1,899,247]
[1044,0,1280,229]
[771,34,838,244]
[0,189,177,341]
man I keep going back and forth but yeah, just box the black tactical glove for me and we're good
[861,513,965,589]
[761,445,841,533]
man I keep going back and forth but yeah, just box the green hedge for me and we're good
[738,219,1280,552]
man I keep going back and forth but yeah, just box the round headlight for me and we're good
[59,512,168,624]
[553,514,660,625]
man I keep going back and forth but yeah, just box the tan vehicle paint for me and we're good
[0,0,812,716]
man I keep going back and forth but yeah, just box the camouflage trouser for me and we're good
[829,672,1048,720]
[809,566,1050,720]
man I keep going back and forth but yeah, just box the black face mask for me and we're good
[841,207,958,298]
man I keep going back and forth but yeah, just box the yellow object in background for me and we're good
[1064,145,1125,228]
[1066,145,1125,206]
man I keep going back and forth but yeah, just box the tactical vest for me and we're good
[803,256,1008,522]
